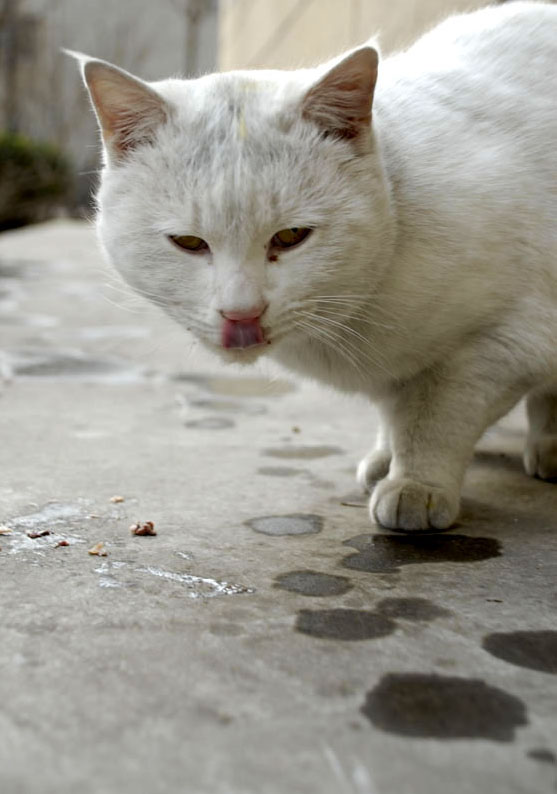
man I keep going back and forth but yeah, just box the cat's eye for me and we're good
[169,234,210,253]
[270,227,312,250]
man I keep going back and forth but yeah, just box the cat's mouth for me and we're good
[221,316,266,349]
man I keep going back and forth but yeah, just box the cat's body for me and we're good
[78,1,557,531]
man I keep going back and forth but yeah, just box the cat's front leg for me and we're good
[357,412,392,491]
[369,348,528,531]
[524,384,557,480]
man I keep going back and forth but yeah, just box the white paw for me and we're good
[357,450,391,492]
[524,435,557,480]
[370,477,459,531]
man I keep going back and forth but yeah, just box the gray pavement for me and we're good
[0,220,556,794]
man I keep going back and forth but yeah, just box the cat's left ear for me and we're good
[302,46,378,143]
[70,52,170,163]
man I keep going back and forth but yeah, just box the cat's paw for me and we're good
[524,435,557,481]
[356,450,391,492]
[370,477,459,531]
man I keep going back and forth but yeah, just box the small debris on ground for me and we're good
[88,542,108,556]
[56,540,70,547]
[0,525,13,535]
[27,530,51,539]
[109,495,125,503]
[88,513,100,519]
[292,426,301,433]
[130,521,157,536]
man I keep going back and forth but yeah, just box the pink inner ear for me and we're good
[222,318,265,349]
[302,47,378,139]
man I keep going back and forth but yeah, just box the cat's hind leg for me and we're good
[524,385,557,480]
[357,418,391,492]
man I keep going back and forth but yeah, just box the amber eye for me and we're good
[270,227,312,250]
[169,234,210,253]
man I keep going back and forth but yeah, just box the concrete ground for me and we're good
[0,220,556,794]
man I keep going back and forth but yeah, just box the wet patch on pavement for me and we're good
[274,571,353,596]
[296,609,396,641]
[482,631,557,674]
[94,560,255,598]
[246,513,323,536]
[342,533,501,574]
[257,466,305,477]
[262,446,344,459]
[375,597,451,621]
[184,417,235,430]
[527,749,557,765]
[361,673,528,741]
[3,349,146,383]
[188,397,267,416]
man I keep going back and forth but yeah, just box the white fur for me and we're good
[81,2,557,531]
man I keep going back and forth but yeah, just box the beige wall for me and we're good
[219,0,490,70]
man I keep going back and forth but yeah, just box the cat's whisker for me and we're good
[294,318,366,380]
[296,310,396,379]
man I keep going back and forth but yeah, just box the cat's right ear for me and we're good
[301,46,378,145]
[67,51,170,164]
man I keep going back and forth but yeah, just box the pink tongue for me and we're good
[222,317,265,349]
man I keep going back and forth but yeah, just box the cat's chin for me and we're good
[209,342,270,367]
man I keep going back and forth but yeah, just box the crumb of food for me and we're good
[110,495,125,503]
[291,426,301,433]
[0,525,13,535]
[56,540,70,547]
[27,530,51,539]
[130,521,157,536]
[88,542,108,556]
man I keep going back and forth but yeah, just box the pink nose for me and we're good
[220,306,265,322]
[220,305,267,349]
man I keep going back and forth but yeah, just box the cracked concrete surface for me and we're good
[0,221,556,794]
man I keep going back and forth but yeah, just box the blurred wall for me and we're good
[219,0,493,70]
[1,0,218,205]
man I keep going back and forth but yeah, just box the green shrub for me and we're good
[0,132,73,230]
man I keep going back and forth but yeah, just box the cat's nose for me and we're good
[220,304,267,322]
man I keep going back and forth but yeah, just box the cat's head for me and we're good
[77,47,393,364]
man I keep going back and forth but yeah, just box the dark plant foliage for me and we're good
[0,132,73,230]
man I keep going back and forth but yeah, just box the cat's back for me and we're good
[377,2,557,151]
[375,1,557,242]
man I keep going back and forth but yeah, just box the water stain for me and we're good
[375,597,451,621]
[274,570,353,597]
[136,565,254,598]
[8,350,145,383]
[482,631,557,674]
[189,398,267,416]
[527,749,557,765]
[257,466,304,477]
[342,533,501,574]
[262,446,344,460]
[94,560,254,598]
[361,673,528,741]
[184,417,235,430]
[296,609,396,641]
[246,513,323,536]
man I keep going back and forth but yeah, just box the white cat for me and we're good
[75,1,557,532]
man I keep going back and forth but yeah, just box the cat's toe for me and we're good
[524,435,557,481]
[357,450,391,492]
[369,477,459,532]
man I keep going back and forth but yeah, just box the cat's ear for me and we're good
[71,52,170,163]
[302,47,378,142]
